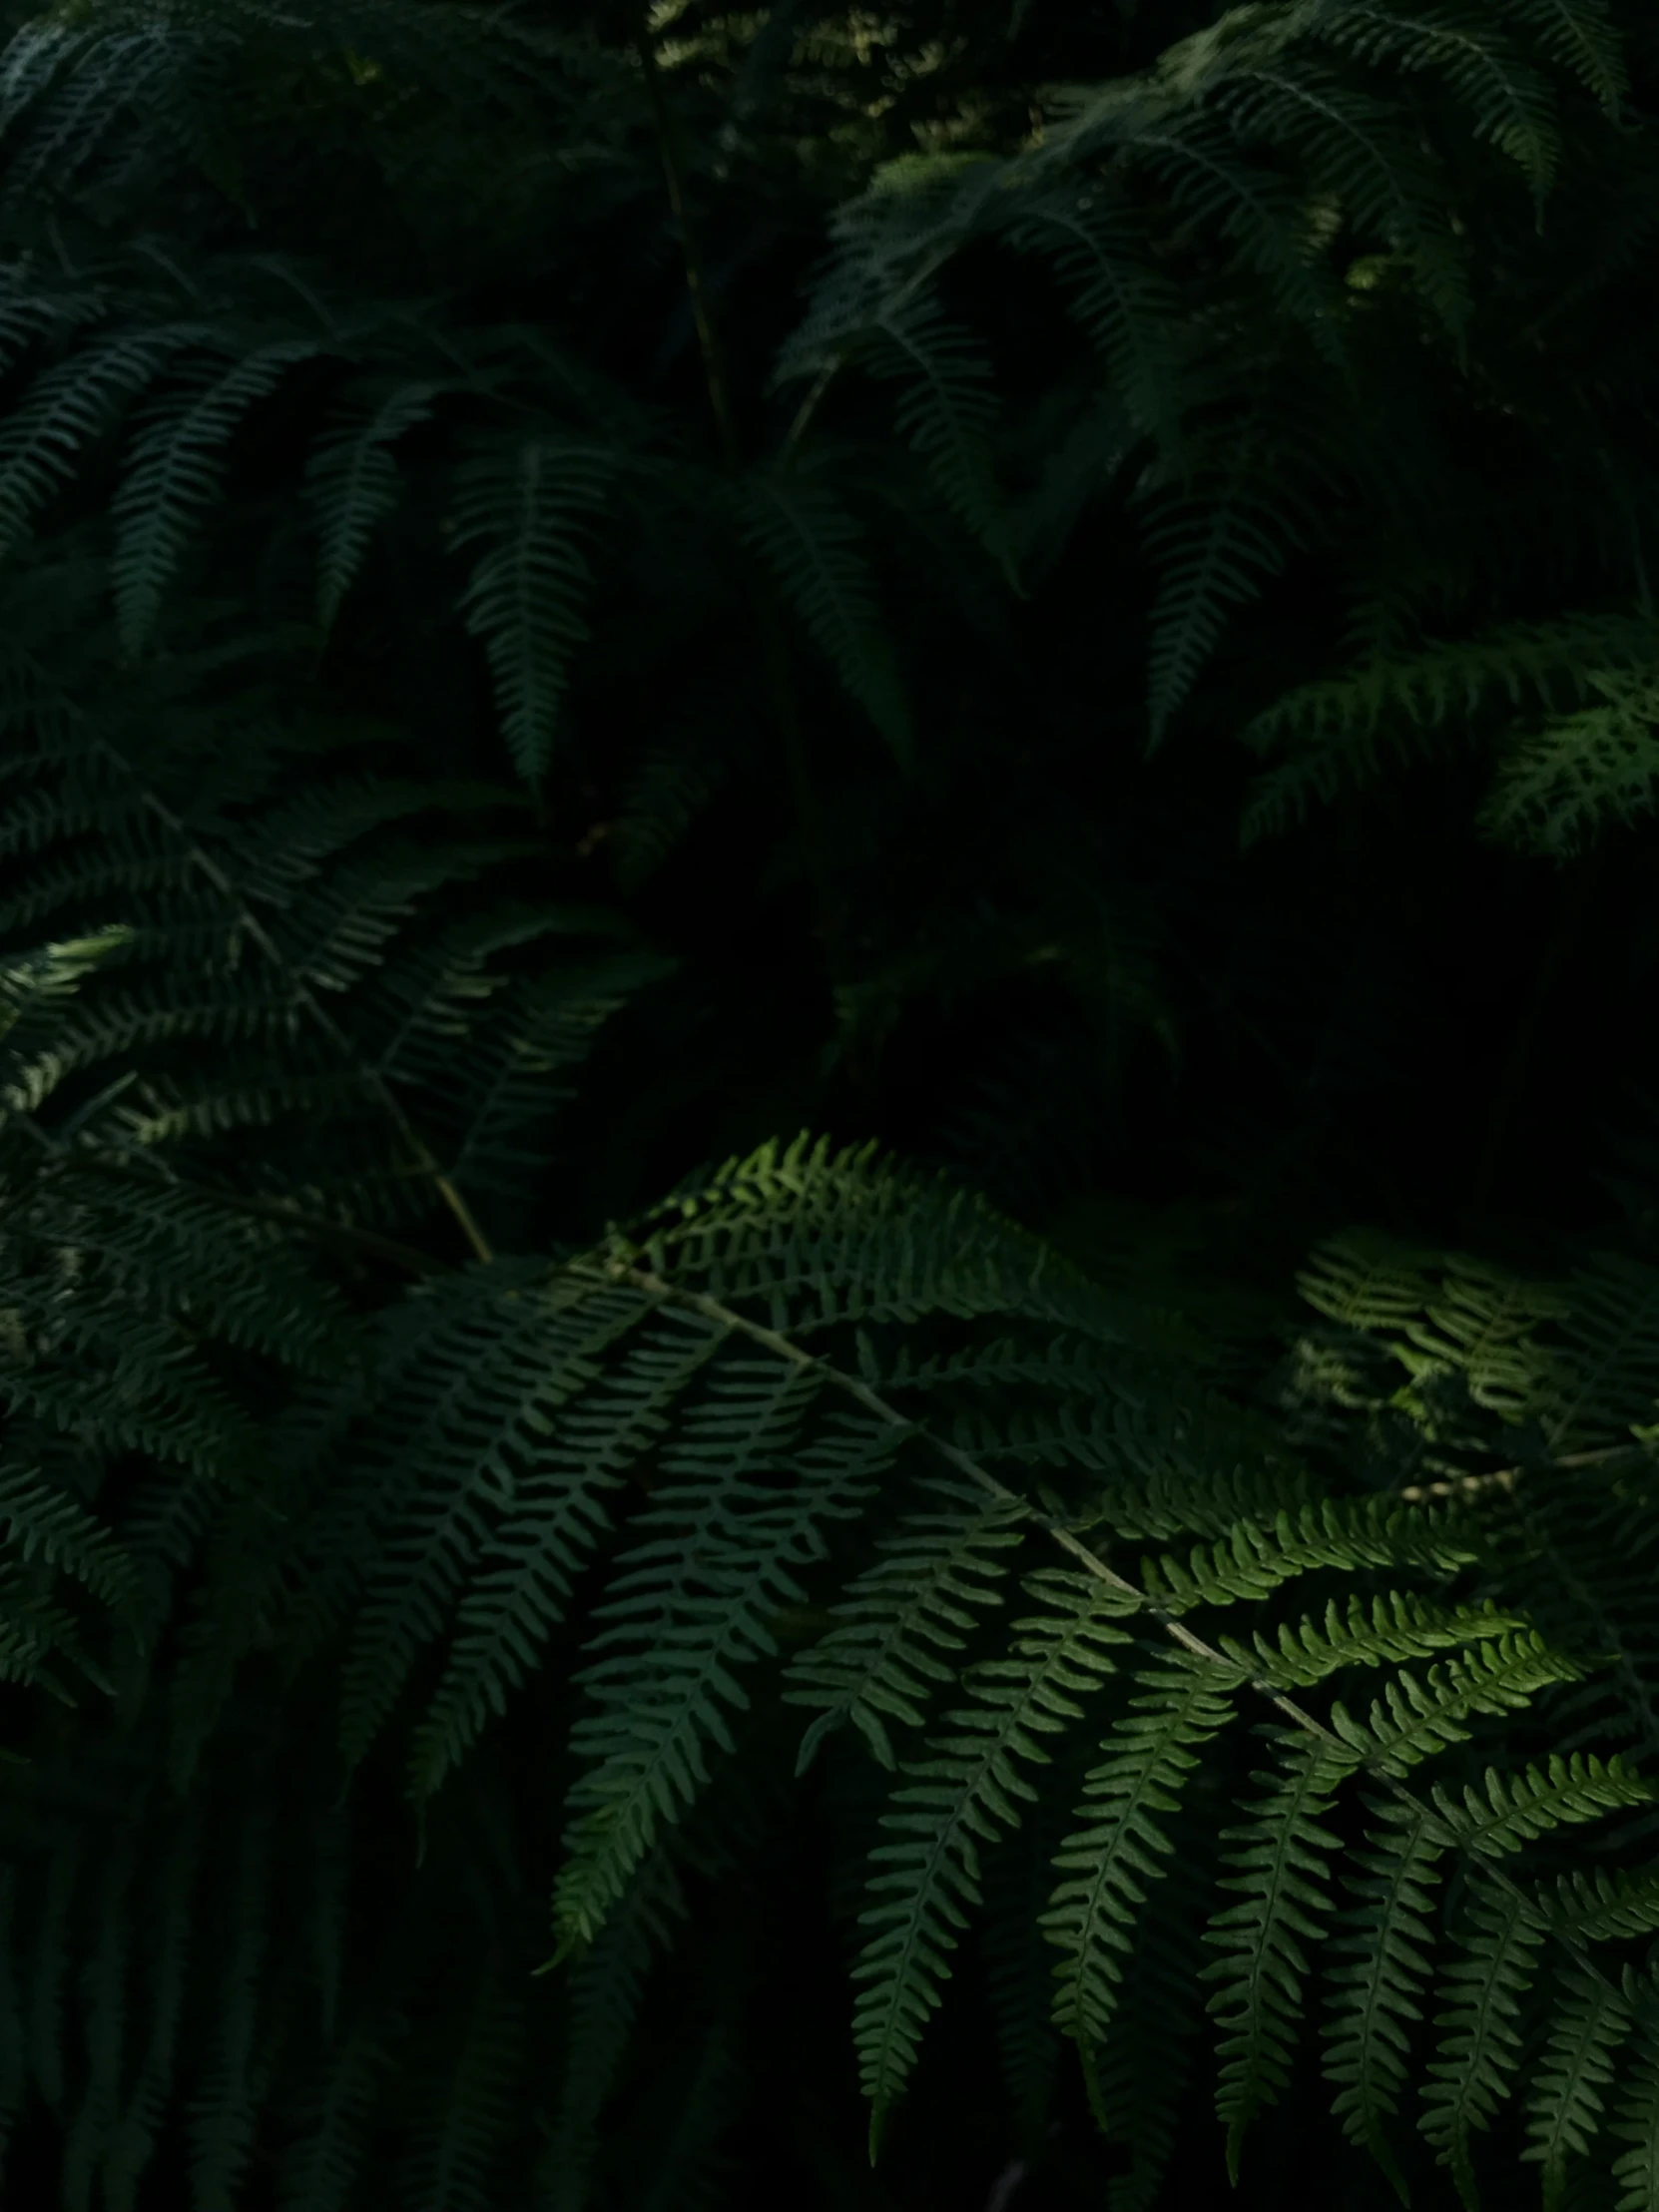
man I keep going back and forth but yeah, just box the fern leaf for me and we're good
[0,1461,140,1624]
[408,1314,722,1805]
[398,1958,523,2212]
[1327,1636,1589,1779]
[538,1851,685,2212]
[1610,1978,1659,2212]
[784,1476,1030,1774]
[1220,1591,1528,1693]
[337,1277,653,1775]
[1137,451,1314,751]
[1547,1252,1659,1453]
[112,340,323,656]
[1208,49,1471,332]
[276,2009,397,2212]
[448,426,616,789]
[0,326,209,562]
[1044,1650,1243,2114]
[304,375,443,634]
[1522,1962,1633,2212]
[734,459,912,762]
[1240,612,1659,844]
[1479,670,1659,859]
[1324,1794,1454,2203]
[1540,1864,1659,1944]
[554,1387,897,1950]
[982,1798,1068,2149]
[440,949,672,1209]
[853,1569,1137,2151]
[1428,1752,1659,1857]
[1314,3,1561,201]
[999,186,1183,455]
[1497,0,1626,114]
[1138,1492,1479,1614]
[1202,1727,1362,2183]
[860,300,1012,575]
[1124,109,1347,343]
[1087,1844,1213,2212]
[1420,1877,1548,2210]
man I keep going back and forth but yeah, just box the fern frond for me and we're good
[1136,432,1319,749]
[859,299,1011,574]
[1205,46,1471,331]
[397,1955,524,2212]
[1324,1793,1453,2204]
[537,1850,685,2212]
[1539,1863,1659,1943]
[304,375,443,634]
[0,1461,139,1622]
[1216,1591,1529,1693]
[1202,1727,1361,2182]
[853,1569,1138,2150]
[1137,1492,1480,1613]
[784,1476,1030,1774]
[1428,1752,1659,1858]
[407,1313,722,1806]
[337,1275,654,1775]
[112,338,323,656]
[1545,1251,1659,1452]
[1420,1876,1548,2209]
[1497,0,1627,115]
[1522,1961,1633,2211]
[624,1133,1146,1347]
[612,697,751,892]
[999,186,1184,455]
[1239,611,1659,844]
[276,2007,398,2212]
[1126,109,1347,345]
[1327,1637,1590,1778]
[448,425,617,790]
[1044,1650,1243,2112]
[1610,1978,1659,2212]
[1312,3,1561,201]
[733,457,912,762]
[554,1386,899,1950]
[1479,668,1659,859]
[982,1793,1069,2148]
[1087,1842,1213,2212]
[0,326,208,562]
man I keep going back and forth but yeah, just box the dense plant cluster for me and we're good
[4,2,1659,2207]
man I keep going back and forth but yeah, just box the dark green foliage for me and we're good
[3,2,1659,2208]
